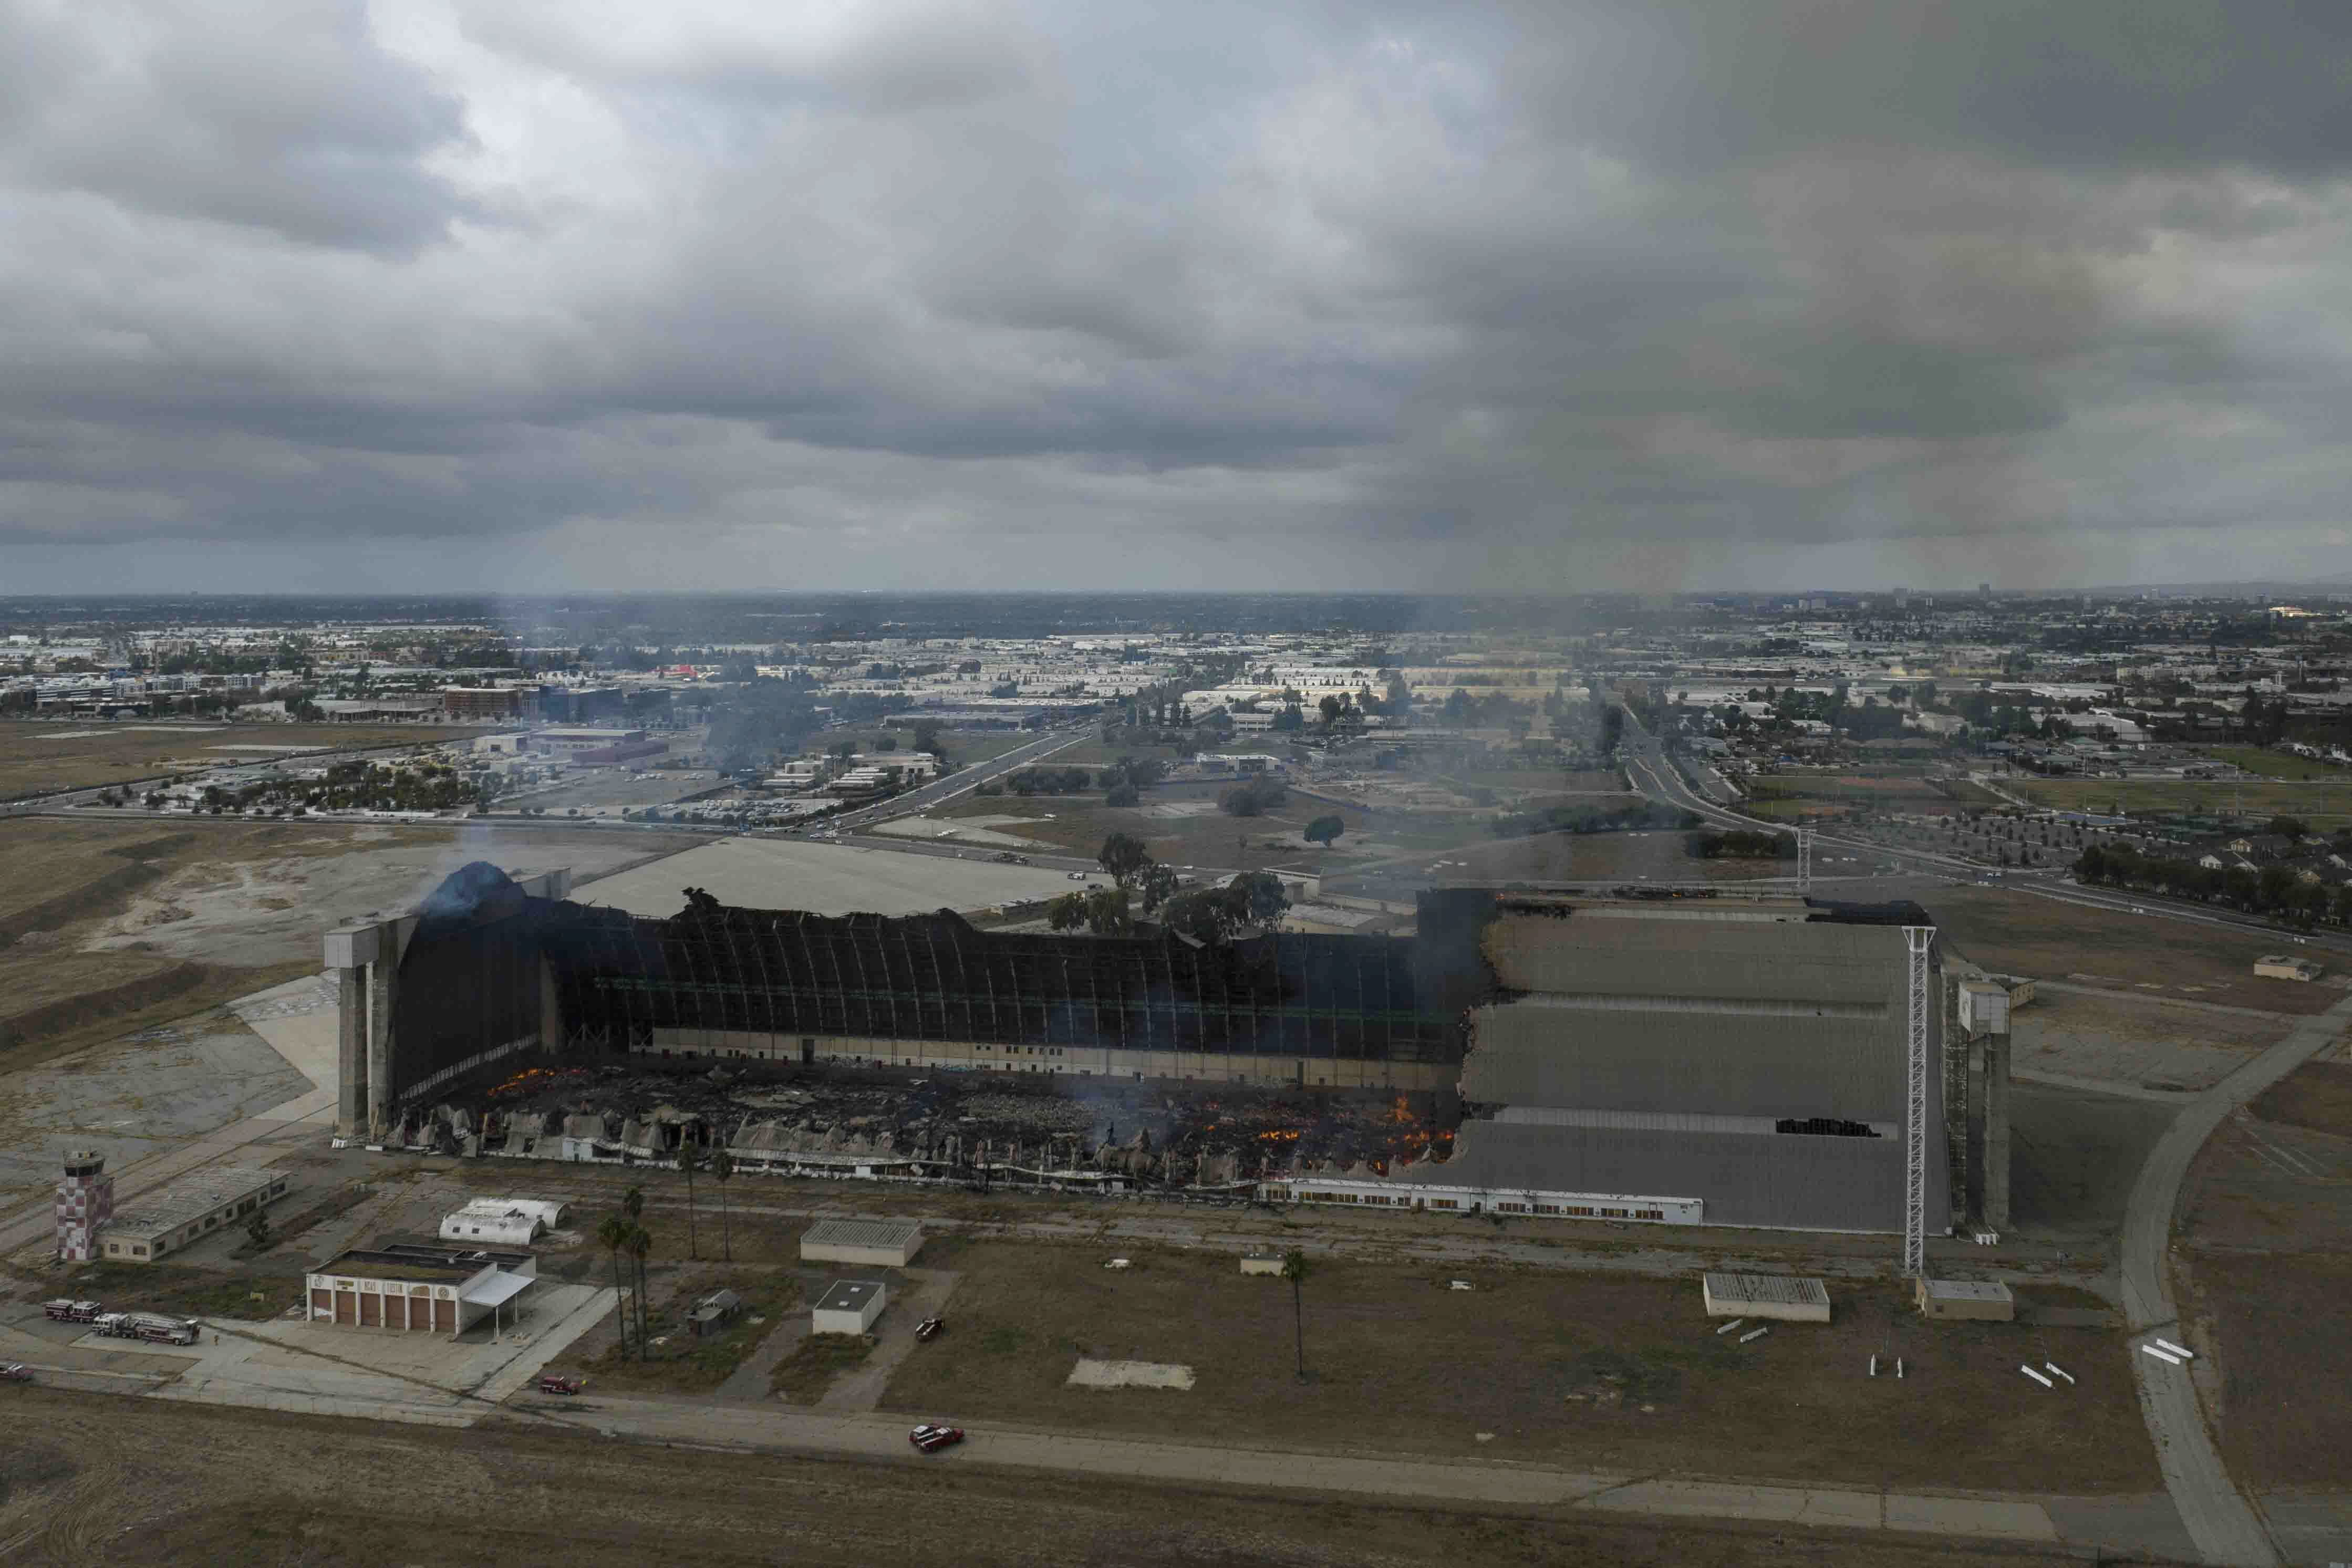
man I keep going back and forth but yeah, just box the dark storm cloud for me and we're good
[4,0,2352,589]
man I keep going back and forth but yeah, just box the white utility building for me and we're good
[811,1279,887,1336]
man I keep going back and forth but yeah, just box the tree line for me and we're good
[2075,842,2344,928]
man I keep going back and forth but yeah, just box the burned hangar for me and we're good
[327,864,2000,1238]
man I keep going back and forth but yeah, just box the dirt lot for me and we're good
[1922,886,2344,1015]
[1329,829,1791,895]
[560,1264,800,1394]
[0,817,692,1069]
[1,1392,2093,1568]
[2178,1063,2352,1491]
[0,720,469,800]
[2006,1084,2177,1242]
[878,1240,2154,1494]
[2009,988,2289,1093]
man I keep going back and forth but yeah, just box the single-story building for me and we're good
[1916,1278,2015,1322]
[2255,954,2324,982]
[306,1244,537,1337]
[811,1279,887,1336]
[438,1198,570,1245]
[1239,1253,1284,1276]
[101,1167,290,1263]
[1701,1272,1832,1323]
[800,1217,924,1269]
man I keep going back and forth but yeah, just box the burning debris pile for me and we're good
[373,1064,1453,1195]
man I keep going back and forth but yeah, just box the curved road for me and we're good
[2116,990,2352,1567]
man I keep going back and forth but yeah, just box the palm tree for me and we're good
[711,1146,735,1263]
[626,1224,655,1358]
[1281,1249,1310,1382]
[679,1131,699,1261]
[596,1213,633,1356]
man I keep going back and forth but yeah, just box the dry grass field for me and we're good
[878,1240,2154,1494]
[6,1392,2092,1568]
[2008,773,2352,828]
[0,720,467,799]
[2178,1061,2352,1490]
[1920,885,2343,1015]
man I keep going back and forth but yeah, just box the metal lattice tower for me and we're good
[1797,828,1815,894]
[1903,925,1934,1278]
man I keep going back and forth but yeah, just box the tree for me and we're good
[1281,1248,1310,1380]
[680,1137,700,1261]
[1137,861,1180,913]
[711,1146,735,1263]
[1047,886,1133,936]
[626,1226,654,1357]
[2270,815,2310,841]
[1304,814,1345,848]
[597,1213,634,1356]
[1317,694,1342,724]
[1097,832,1151,886]
[244,1210,273,1250]
[1105,782,1141,807]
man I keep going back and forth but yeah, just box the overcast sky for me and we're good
[6,1,2352,595]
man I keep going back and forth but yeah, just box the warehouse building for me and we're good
[1266,891,1952,1236]
[101,1167,289,1262]
[306,1244,536,1336]
[800,1217,924,1268]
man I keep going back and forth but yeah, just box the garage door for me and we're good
[433,1298,456,1334]
[334,1290,355,1325]
[309,1289,332,1317]
[358,1291,381,1327]
[387,1293,407,1331]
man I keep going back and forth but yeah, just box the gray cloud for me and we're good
[3,0,2352,591]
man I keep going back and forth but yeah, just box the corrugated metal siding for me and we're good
[1462,1003,1904,1120]
[1407,1120,1939,1232]
[1483,916,1904,1005]
[1491,1106,1895,1137]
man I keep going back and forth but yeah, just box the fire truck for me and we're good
[42,1300,102,1324]
[90,1312,200,1347]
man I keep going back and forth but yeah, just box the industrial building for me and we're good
[100,1167,289,1262]
[306,1244,536,1336]
[326,865,2006,1242]
[800,1218,924,1269]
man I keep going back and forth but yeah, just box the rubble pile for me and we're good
[371,1062,1453,1195]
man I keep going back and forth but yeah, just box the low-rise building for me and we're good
[811,1279,887,1335]
[438,1198,569,1246]
[101,1167,289,1263]
[1915,1278,2015,1321]
[306,1244,537,1336]
[2255,954,2324,982]
[801,1217,924,1269]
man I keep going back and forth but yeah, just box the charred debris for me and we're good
[375,1062,1456,1197]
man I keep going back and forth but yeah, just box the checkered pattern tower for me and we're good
[55,1149,113,1262]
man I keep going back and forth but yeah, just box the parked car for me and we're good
[915,1316,945,1342]
[0,1364,31,1382]
[909,1423,964,1453]
[536,1374,586,1396]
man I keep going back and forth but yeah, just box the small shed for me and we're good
[1239,1253,1284,1276]
[801,1217,925,1269]
[1702,1272,1831,1323]
[2255,955,2323,982]
[812,1279,887,1336]
[1916,1278,2015,1322]
[688,1288,743,1338]
[1957,980,2011,1037]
